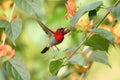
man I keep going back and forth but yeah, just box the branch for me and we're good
[79,72,85,80]
[65,0,120,64]
[64,0,120,79]
[68,0,120,59]
[96,0,120,27]
[67,33,91,60]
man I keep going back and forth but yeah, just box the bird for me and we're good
[35,18,71,54]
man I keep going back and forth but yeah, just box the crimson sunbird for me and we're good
[36,19,70,54]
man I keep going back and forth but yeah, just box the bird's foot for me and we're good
[55,46,59,51]
[51,46,59,51]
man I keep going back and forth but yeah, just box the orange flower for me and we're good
[11,15,17,20]
[111,22,120,44]
[101,24,111,31]
[1,0,13,10]
[75,15,94,31]
[64,0,76,19]
[1,14,7,20]
[74,64,87,73]
[0,45,15,58]
[107,13,114,23]
[102,12,120,44]
[102,22,120,44]
[1,13,17,21]
[0,45,7,57]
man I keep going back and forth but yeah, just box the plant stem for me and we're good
[66,0,120,61]
[65,0,120,79]
[96,0,120,27]
[67,33,91,60]
[2,3,16,45]
[113,0,120,6]
[2,31,6,45]
[8,3,16,22]
[79,72,85,80]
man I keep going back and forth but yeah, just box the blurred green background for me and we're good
[0,0,120,80]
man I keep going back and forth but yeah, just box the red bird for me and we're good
[36,19,70,54]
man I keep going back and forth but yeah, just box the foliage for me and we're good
[70,1,103,26]
[0,0,120,80]
[110,4,120,21]
[91,28,114,44]
[49,59,63,74]
[88,50,111,67]
[0,18,22,45]
[3,56,30,80]
[85,34,109,51]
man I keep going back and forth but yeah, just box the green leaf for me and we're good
[110,4,120,21]
[0,20,10,28]
[14,0,42,16]
[5,18,22,45]
[88,9,97,20]
[92,28,114,44]
[85,34,109,51]
[68,54,86,66]
[88,50,111,67]
[3,55,30,80]
[70,1,103,26]
[49,59,63,74]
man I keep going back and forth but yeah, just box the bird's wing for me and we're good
[64,27,74,35]
[35,18,54,37]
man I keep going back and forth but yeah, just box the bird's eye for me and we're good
[59,28,63,30]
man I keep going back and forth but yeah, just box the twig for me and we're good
[79,72,85,80]
[96,0,120,27]
[65,0,120,80]
[67,33,91,60]
[78,1,120,80]
[113,0,120,6]
[66,0,120,62]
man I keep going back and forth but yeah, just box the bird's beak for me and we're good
[63,27,67,30]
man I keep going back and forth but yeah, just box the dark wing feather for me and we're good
[35,18,54,37]
[64,27,74,35]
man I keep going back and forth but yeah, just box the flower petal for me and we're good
[64,0,76,19]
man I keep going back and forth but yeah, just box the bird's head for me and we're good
[56,28,65,34]
[54,28,65,42]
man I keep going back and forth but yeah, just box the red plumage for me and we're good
[36,18,70,54]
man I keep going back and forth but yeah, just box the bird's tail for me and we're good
[41,47,49,54]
